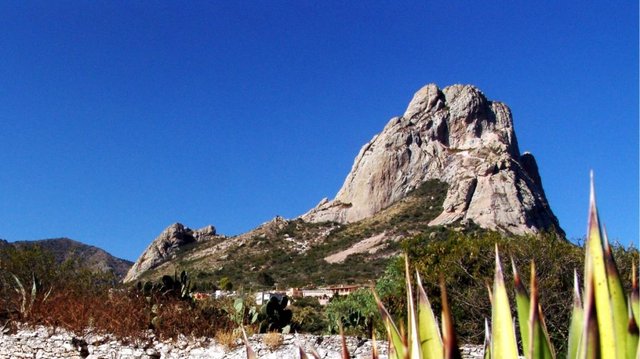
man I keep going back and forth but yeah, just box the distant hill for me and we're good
[0,238,133,280]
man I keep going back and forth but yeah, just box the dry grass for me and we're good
[215,329,240,349]
[263,331,283,350]
[2,284,235,341]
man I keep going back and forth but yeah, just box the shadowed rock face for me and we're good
[123,223,217,283]
[302,84,563,236]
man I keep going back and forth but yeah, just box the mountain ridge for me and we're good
[0,237,133,280]
[124,83,565,284]
[302,84,562,236]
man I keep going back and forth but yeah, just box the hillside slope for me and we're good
[1,238,132,280]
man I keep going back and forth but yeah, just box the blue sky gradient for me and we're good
[0,2,637,261]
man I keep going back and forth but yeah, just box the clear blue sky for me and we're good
[0,2,637,261]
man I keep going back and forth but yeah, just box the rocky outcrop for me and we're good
[123,223,217,283]
[302,84,563,236]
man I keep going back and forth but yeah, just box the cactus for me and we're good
[255,295,293,333]
[157,270,193,300]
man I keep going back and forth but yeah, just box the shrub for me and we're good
[263,332,283,350]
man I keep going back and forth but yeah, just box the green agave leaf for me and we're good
[404,256,422,359]
[416,271,443,359]
[512,258,531,356]
[580,273,600,359]
[632,263,639,328]
[10,273,27,315]
[603,228,629,359]
[373,288,407,359]
[586,179,622,359]
[491,245,519,359]
[527,262,555,359]
[626,301,639,359]
[567,270,584,359]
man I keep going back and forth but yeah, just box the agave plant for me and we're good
[371,176,639,359]
[243,177,638,359]
[10,272,52,318]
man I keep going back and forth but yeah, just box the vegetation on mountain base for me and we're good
[366,183,640,359]
[136,179,450,289]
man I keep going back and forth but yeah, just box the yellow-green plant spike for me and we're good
[586,179,622,359]
[632,263,639,328]
[580,273,600,359]
[603,227,629,359]
[567,270,584,359]
[626,301,639,359]
[491,245,519,359]
[512,258,531,355]
[528,262,555,359]
[404,256,423,359]
[416,271,443,359]
[373,288,407,359]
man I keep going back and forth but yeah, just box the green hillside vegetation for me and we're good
[2,178,635,353]
[135,179,450,290]
[0,238,133,280]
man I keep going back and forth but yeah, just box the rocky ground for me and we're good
[0,324,486,358]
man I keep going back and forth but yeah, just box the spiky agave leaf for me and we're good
[339,323,350,359]
[580,273,600,359]
[440,278,462,359]
[483,318,491,359]
[298,346,309,359]
[586,178,624,359]
[404,256,422,359]
[10,273,27,315]
[491,245,519,358]
[512,258,531,355]
[373,289,407,359]
[371,331,380,359]
[241,326,257,359]
[305,346,322,359]
[626,301,639,359]
[567,270,584,359]
[527,262,555,359]
[632,263,639,328]
[602,227,629,359]
[416,271,443,359]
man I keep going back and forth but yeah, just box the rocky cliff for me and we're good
[302,84,563,236]
[123,223,218,283]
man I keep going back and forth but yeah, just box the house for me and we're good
[255,291,287,305]
[326,284,362,296]
[286,284,365,306]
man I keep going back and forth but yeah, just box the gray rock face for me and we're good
[123,223,217,283]
[302,84,563,236]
